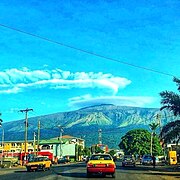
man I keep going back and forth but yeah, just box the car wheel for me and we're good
[27,168,31,172]
[42,166,46,171]
[87,172,91,177]
[112,173,116,178]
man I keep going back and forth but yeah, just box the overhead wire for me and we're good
[1,23,179,141]
[0,23,177,78]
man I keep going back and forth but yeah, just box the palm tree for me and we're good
[149,122,159,133]
[160,120,180,145]
[159,77,180,147]
[160,77,180,116]
[149,122,159,155]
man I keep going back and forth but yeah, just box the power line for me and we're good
[0,23,176,77]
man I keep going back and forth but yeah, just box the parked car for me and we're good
[122,155,136,167]
[86,153,116,178]
[58,156,70,164]
[141,155,153,165]
[26,156,52,172]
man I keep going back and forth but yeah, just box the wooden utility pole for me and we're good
[37,120,40,155]
[0,114,4,166]
[20,108,33,163]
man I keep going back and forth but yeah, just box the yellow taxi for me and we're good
[86,154,116,178]
[26,156,52,172]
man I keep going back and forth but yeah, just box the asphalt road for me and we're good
[0,161,179,180]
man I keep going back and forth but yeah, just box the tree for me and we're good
[118,129,162,156]
[82,146,91,157]
[160,77,180,145]
[75,144,87,161]
[94,145,104,154]
[109,149,116,157]
[149,122,159,155]
[160,77,180,116]
[160,120,180,145]
[149,122,159,133]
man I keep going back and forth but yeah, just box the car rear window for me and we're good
[90,155,112,160]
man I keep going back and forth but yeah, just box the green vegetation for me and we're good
[160,120,180,145]
[82,146,91,157]
[160,77,180,116]
[91,145,104,154]
[160,77,180,145]
[118,129,163,156]
[118,77,180,159]
[109,149,116,157]
[149,122,159,133]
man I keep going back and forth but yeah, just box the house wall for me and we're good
[54,144,76,157]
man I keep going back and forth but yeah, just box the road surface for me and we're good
[0,161,179,180]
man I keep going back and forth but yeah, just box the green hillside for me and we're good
[3,104,176,148]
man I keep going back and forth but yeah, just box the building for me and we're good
[39,135,85,160]
[0,135,85,162]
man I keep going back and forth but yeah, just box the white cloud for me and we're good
[0,87,21,94]
[68,95,156,109]
[0,67,131,94]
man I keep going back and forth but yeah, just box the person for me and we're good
[152,155,156,168]
[54,156,58,164]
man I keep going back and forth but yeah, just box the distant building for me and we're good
[39,135,85,159]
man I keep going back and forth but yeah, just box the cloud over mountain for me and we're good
[68,95,156,109]
[0,67,131,94]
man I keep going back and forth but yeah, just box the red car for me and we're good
[86,154,116,178]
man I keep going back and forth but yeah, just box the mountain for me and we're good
[3,104,176,149]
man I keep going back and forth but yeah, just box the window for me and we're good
[11,143,16,147]
[42,145,50,150]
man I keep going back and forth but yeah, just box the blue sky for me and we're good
[0,0,179,122]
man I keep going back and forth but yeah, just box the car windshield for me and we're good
[124,155,133,159]
[90,155,112,160]
[143,156,152,160]
[29,157,47,162]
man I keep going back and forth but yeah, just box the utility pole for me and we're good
[0,114,4,166]
[37,120,40,155]
[58,125,63,158]
[156,113,162,133]
[20,108,33,164]
[33,132,36,155]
